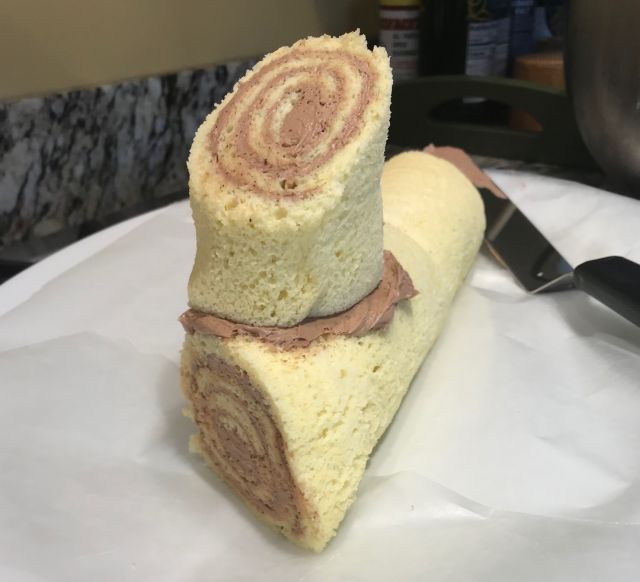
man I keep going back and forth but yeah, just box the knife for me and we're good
[422,145,640,327]
[479,186,640,327]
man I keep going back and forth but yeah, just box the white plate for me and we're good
[1,172,639,582]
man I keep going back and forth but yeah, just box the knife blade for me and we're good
[478,186,640,327]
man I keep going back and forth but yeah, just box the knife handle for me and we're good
[573,256,640,327]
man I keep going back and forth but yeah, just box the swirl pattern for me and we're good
[185,355,308,535]
[208,49,377,198]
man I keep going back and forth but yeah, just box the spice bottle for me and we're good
[380,0,422,80]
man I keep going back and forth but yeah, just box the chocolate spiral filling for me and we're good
[208,49,377,198]
[185,355,308,535]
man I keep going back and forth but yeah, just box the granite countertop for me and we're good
[0,59,255,283]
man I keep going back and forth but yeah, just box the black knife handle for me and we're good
[573,256,640,327]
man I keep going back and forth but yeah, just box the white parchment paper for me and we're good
[1,172,639,581]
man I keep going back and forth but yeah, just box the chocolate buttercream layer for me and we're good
[184,354,308,534]
[208,49,377,199]
[180,251,417,350]
[424,145,507,199]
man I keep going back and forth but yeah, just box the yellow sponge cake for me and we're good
[187,32,393,327]
[180,145,484,550]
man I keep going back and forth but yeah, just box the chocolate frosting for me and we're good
[180,251,417,349]
[185,354,308,534]
[208,48,377,199]
[424,145,507,199]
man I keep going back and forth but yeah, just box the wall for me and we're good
[0,0,377,101]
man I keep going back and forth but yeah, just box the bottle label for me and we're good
[465,0,511,77]
[466,21,497,76]
[380,8,420,80]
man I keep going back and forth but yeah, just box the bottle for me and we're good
[509,0,536,72]
[466,0,511,78]
[421,0,511,77]
[379,0,422,81]
[420,0,511,122]
[534,0,567,50]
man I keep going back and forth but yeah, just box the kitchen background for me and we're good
[1,0,573,277]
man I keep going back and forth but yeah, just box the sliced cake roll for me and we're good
[187,32,392,327]
[180,151,485,551]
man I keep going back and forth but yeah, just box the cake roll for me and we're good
[187,32,393,327]
[180,151,485,551]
